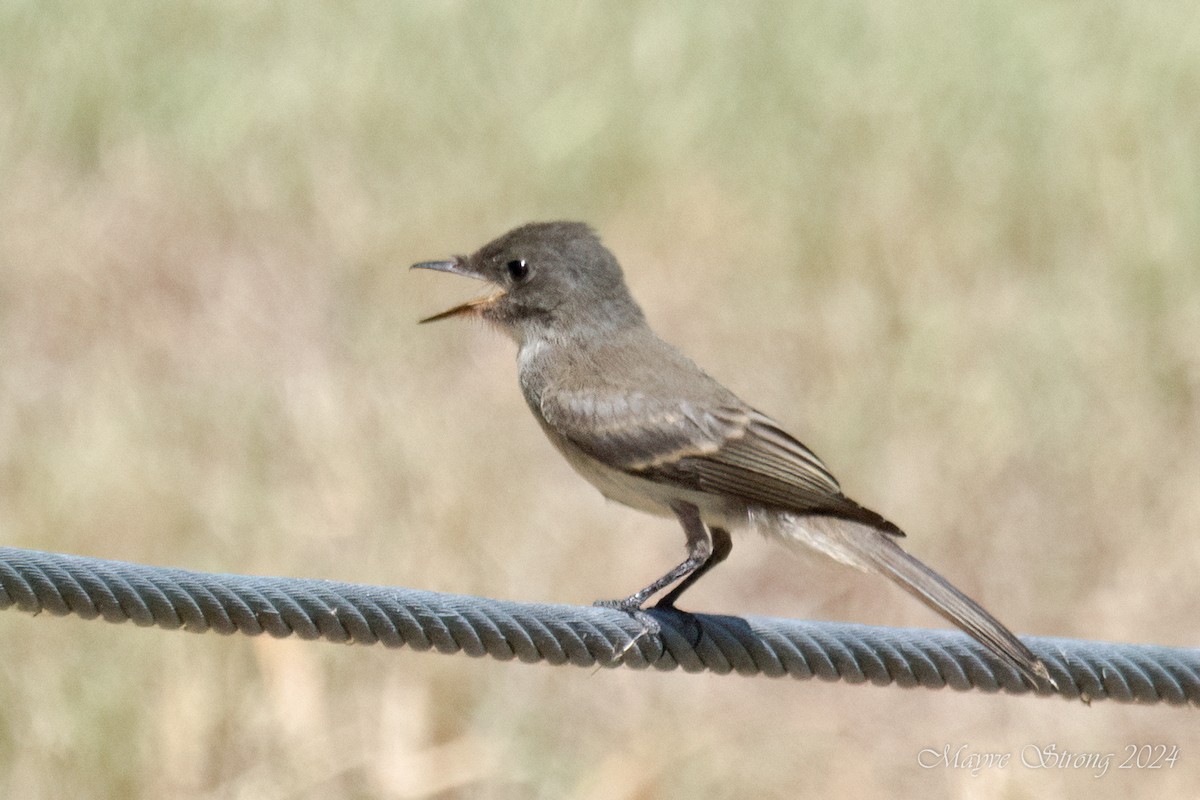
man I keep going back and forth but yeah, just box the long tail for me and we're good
[762,511,1053,687]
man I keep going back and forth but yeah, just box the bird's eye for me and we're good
[506,259,529,282]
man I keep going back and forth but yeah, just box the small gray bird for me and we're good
[413,220,1050,685]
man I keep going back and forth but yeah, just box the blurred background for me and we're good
[1,2,1198,798]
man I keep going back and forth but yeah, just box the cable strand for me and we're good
[1,546,1196,706]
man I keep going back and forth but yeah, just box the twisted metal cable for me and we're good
[1,546,1196,705]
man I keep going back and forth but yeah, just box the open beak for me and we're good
[411,259,505,324]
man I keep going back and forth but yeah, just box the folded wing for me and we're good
[539,388,902,535]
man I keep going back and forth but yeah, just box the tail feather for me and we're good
[860,534,1052,687]
[764,511,1053,688]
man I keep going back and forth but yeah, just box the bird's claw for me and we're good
[594,597,662,660]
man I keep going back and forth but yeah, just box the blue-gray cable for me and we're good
[1,546,1195,705]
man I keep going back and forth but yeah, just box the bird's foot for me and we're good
[593,596,662,662]
[593,596,661,637]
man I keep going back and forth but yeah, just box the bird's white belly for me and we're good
[543,422,748,530]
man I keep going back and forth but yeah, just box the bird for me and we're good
[412,220,1050,686]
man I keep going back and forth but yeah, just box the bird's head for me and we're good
[412,221,644,342]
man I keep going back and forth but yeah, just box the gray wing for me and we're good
[538,388,903,535]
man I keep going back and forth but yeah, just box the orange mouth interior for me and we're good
[419,290,506,324]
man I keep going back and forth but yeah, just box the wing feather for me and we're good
[538,388,902,535]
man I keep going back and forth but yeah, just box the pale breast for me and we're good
[535,412,750,529]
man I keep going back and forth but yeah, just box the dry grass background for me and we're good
[1,2,1198,798]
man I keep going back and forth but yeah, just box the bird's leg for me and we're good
[655,525,732,610]
[594,501,717,612]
